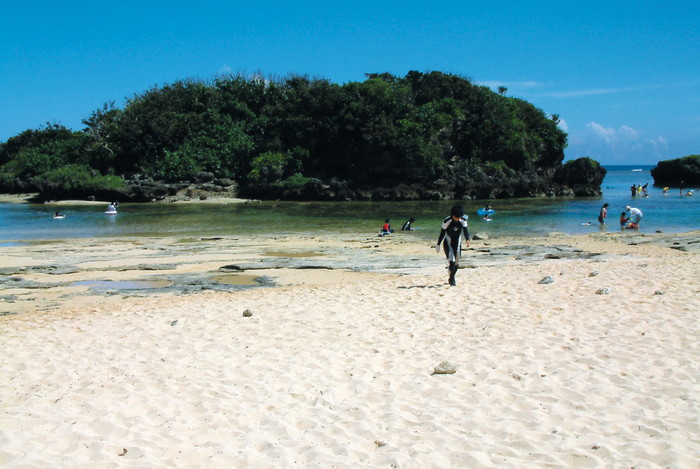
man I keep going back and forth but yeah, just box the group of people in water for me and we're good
[52,202,119,219]
[663,181,695,197]
[607,180,696,230]
[378,217,418,236]
[598,202,643,230]
[630,183,649,198]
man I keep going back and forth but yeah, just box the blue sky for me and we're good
[1,0,698,165]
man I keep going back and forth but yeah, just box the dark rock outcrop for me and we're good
[11,158,604,203]
[31,178,239,203]
[240,157,605,201]
[651,155,700,186]
[553,157,606,196]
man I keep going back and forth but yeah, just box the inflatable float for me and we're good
[477,208,495,217]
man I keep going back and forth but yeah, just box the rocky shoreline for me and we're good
[3,156,607,203]
[3,230,698,315]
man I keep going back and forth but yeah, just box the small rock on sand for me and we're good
[432,361,457,375]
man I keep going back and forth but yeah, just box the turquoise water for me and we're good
[1,165,698,243]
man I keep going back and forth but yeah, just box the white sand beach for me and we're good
[1,232,699,468]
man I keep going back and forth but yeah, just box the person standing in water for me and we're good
[436,205,470,286]
[625,205,643,230]
[598,203,609,225]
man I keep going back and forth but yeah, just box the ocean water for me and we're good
[1,165,698,243]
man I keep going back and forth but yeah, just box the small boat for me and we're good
[631,168,643,172]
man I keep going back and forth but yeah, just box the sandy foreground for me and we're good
[1,230,699,468]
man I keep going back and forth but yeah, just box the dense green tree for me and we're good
[1,70,576,200]
[81,101,122,173]
[114,79,223,175]
[0,123,89,177]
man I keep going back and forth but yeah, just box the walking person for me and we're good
[436,205,470,286]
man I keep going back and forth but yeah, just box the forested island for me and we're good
[0,71,606,202]
[650,155,700,186]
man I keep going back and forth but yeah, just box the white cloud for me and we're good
[557,117,569,132]
[539,80,700,99]
[548,88,624,98]
[619,125,639,140]
[480,80,544,90]
[586,122,639,144]
[570,121,669,163]
[586,122,616,144]
[650,136,668,147]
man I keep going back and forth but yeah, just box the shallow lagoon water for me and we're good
[1,165,698,242]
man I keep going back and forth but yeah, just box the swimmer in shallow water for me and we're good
[401,217,415,231]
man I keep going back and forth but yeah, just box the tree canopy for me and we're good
[1,71,577,199]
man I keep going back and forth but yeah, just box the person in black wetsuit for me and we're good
[436,205,470,286]
[401,217,415,231]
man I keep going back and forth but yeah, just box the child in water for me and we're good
[379,218,394,237]
[619,211,629,229]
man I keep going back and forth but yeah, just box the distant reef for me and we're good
[1,71,606,202]
[651,155,700,187]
